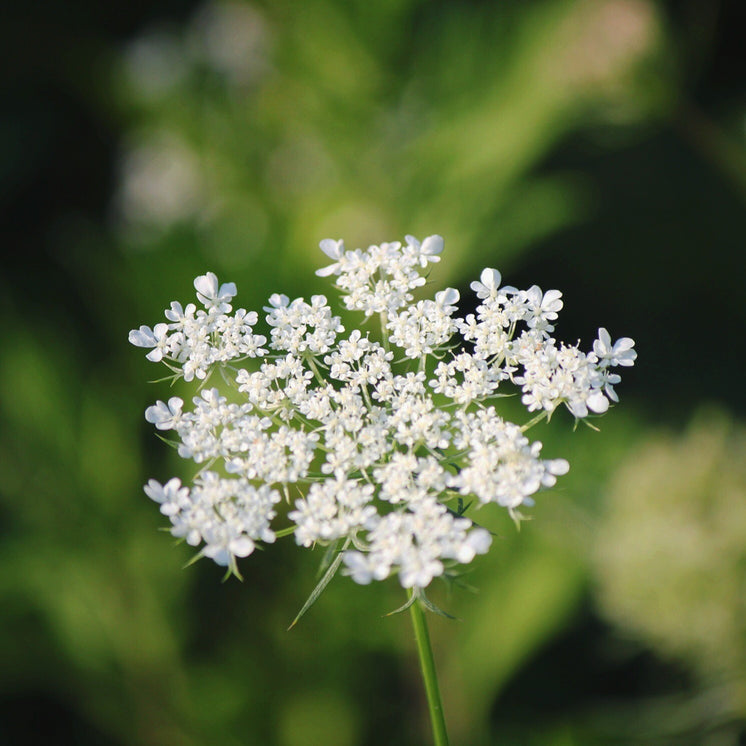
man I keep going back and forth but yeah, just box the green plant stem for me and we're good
[408,591,450,746]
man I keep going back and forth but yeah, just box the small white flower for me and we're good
[592,328,637,367]
[470,268,502,299]
[435,287,459,311]
[263,293,290,312]
[193,271,237,311]
[315,238,346,277]
[145,397,183,430]
[128,322,171,362]
[405,234,444,267]
[164,301,196,325]
[523,286,563,333]
[143,477,189,516]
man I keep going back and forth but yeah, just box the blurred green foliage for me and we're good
[593,410,746,741]
[1,0,745,744]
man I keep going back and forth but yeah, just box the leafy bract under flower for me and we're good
[130,234,635,593]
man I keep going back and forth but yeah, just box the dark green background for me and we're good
[1,1,744,744]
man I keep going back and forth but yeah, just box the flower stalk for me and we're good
[409,591,449,746]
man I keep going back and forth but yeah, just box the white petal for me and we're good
[343,551,374,584]
[548,458,570,475]
[542,289,563,312]
[436,287,460,306]
[204,546,231,566]
[268,293,289,308]
[587,391,609,413]
[144,479,166,503]
[230,537,255,558]
[613,336,635,352]
[218,281,237,299]
[468,527,492,554]
[420,234,444,257]
[315,263,340,277]
[128,325,155,347]
[194,272,218,298]
[319,238,344,260]
[479,268,501,291]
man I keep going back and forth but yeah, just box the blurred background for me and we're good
[1,0,744,743]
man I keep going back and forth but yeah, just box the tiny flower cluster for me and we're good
[129,273,268,381]
[130,235,636,590]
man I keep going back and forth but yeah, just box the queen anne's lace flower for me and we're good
[130,234,635,587]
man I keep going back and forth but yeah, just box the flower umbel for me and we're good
[130,235,635,586]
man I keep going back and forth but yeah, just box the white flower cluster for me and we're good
[130,235,636,589]
[129,272,268,381]
[144,474,280,568]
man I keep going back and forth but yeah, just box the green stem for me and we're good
[520,408,549,432]
[408,591,450,746]
[379,311,391,353]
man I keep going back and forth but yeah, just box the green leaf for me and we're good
[383,590,419,617]
[419,592,457,620]
[317,539,341,578]
[288,538,349,630]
